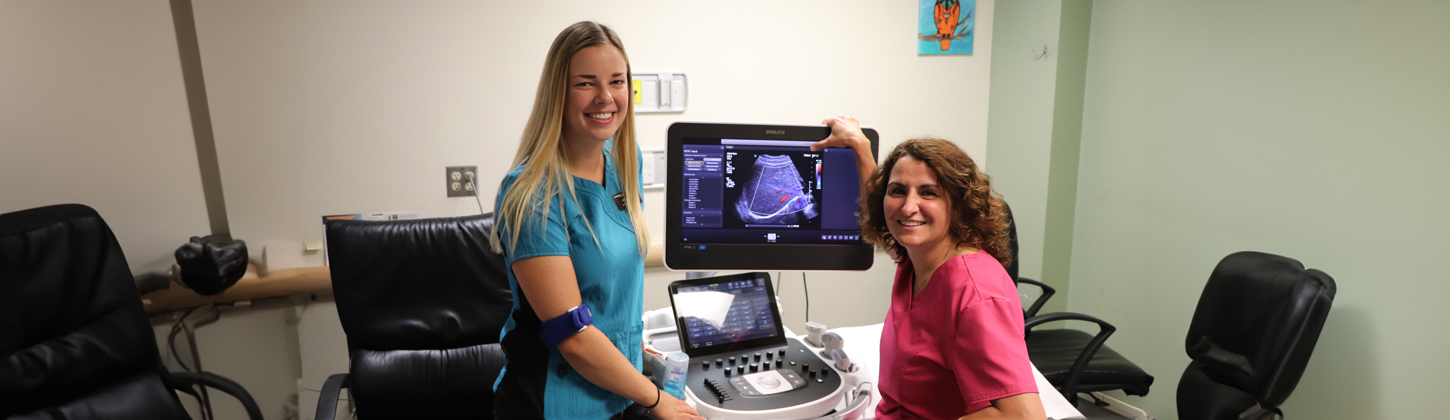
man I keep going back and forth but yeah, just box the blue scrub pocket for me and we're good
[541,326,641,419]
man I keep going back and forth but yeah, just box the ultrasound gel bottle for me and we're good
[662,352,690,399]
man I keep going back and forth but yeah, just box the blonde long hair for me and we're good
[491,21,649,256]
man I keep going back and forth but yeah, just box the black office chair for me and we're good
[1001,202,1154,404]
[1178,251,1335,420]
[1002,202,1052,319]
[318,214,513,419]
[0,204,262,420]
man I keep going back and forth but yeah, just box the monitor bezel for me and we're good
[668,272,787,358]
[664,122,879,271]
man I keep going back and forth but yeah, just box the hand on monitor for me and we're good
[812,116,878,191]
[811,116,869,152]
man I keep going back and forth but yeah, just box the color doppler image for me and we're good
[727,153,821,227]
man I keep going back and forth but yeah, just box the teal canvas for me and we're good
[919,0,975,54]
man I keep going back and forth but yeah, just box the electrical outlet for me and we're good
[446,166,478,197]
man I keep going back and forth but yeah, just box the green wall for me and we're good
[1042,0,1090,310]
[986,0,1091,316]
[1068,1,1450,418]
[985,0,1060,291]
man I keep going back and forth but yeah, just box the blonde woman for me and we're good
[490,22,701,420]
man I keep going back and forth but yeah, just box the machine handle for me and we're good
[824,382,874,420]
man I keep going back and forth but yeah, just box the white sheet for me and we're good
[828,323,1084,420]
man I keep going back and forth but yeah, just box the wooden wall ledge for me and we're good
[142,239,665,314]
[141,265,330,313]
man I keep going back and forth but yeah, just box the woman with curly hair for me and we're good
[812,117,1044,420]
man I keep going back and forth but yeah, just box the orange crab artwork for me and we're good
[934,0,961,50]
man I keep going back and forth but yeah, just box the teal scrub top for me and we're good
[493,143,645,419]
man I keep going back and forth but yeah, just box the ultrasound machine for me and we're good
[647,122,880,419]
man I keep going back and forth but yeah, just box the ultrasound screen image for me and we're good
[723,151,822,229]
[735,155,821,225]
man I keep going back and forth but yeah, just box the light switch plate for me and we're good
[633,72,686,113]
[642,150,666,190]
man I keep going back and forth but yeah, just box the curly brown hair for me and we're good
[859,137,1013,268]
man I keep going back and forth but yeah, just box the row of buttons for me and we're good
[703,349,787,370]
[708,348,787,368]
[698,349,831,381]
[710,359,785,376]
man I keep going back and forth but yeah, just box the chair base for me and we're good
[1071,392,1156,420]
[1177,362,1281,420]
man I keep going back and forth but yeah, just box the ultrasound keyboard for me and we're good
[686,337,843,413]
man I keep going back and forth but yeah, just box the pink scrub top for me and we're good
[876,251,1037,419]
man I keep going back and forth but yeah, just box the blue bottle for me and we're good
[662,352,690,400]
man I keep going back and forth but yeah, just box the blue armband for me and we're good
[540,304,594,348]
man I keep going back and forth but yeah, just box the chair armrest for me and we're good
[1015,277,1056,319]
[168,371,265,420]
[315,373,350,420]
[1024,312,1116,402]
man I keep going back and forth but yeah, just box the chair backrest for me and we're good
[1002,201,1020,281]
[1182,251,1336,411]
[0,204,189,419]
[325,213,513,418]
[1001,201,1051,319]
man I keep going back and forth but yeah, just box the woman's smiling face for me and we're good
[884,156,954,254]
[561,45,629,145]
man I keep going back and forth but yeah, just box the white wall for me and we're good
[0,0,213,274]
[192,0,997,276]
[195,0,995,379]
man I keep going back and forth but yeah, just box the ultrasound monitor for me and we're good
[665,122,878,271]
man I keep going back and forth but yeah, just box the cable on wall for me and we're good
[467,173,485,214]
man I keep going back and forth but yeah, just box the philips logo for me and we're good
[765,130,786,135]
